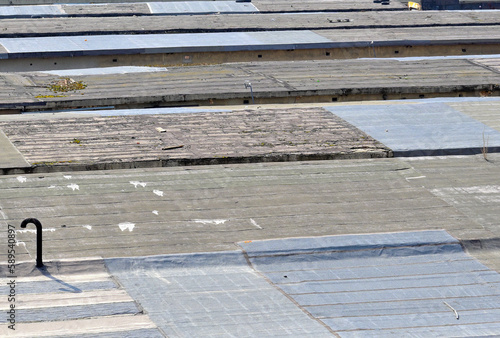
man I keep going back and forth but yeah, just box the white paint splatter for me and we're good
[48,185,56,189]
[130,181,147,188]
[153,190,164,197]
[118,222,135,232]
[64,175,72,180]
[193,219,227,225]
[82,225,92,230]
[16,241,32,258]
[17,176,27,183]
[152,210,159,215]
[250,218,263,229]
[406,176,426,181]
[17,228,56,234]
[67,183,80,191]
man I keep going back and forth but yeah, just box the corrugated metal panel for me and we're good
[148,1,258,14]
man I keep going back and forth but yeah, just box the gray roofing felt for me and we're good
[0,31,332,57]
[106,251,334,337]
[326,102,500,156]
[147,1,258,14]
[0,4,64,17]
[39,66,169,76]
[0,1,257,17]
[105,230,500,337]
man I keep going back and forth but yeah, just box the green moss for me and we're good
[48,77,87,93]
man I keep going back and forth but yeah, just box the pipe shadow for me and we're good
[37,266,82,293]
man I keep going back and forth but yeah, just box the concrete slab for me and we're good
[326,101,500,156]
[0,129,30,171]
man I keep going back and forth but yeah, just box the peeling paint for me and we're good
[48,185,56,189]
[63,175,72,180]
[82,225,92,230]
[17,176,27,183]
[118,222,135,232]
[152,210,159,215]
[67,183,80,191]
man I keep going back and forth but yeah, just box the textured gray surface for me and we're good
[0,129,30,169]
[327,102,500,156]
[39,66,169,76]
[0,30,332,56]
[6,302,139,323]
[0,280,116,295]
[239,231,500,337]
[106,251,333,337]
[148,1,258,14]
[56,328,165,338]
[0,107,387,170]
[0,4,63,17]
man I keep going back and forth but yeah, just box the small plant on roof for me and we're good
[48,77,87,93]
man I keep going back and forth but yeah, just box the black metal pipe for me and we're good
[20,218,44,268]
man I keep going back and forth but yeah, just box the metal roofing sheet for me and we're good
[238,231,500,336]
[0,31,332,56]
[148,1,258,14]
[326,102,500,156]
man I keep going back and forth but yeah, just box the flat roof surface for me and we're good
[2,230,499,336]
[2,98,500,171]
[1,57,499,110]
[327,100,500,156]
[0,1,258,18]
[2,11,500,37]
[0,0,408,10]
[1,27,499,58]
[0,31,332,57]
